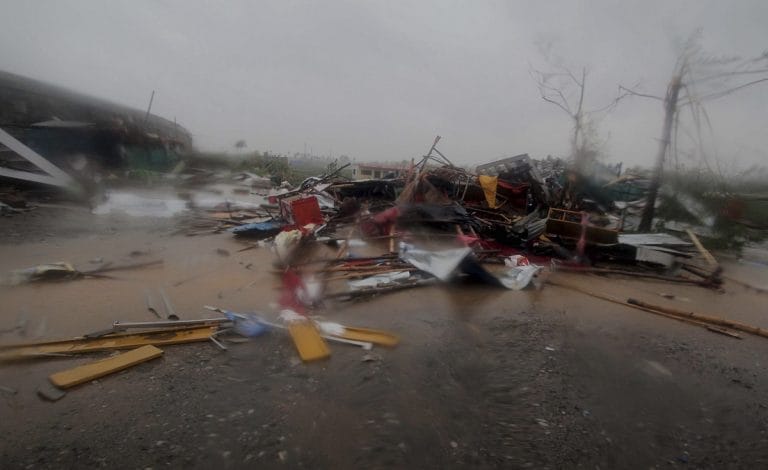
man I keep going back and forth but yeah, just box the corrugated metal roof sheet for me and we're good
[618,233,691,246]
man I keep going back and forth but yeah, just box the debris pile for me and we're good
[212,136,724,297]
[3,135,757,405]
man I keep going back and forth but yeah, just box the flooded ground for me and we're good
[1,199,768,469]
[92,184,268,218]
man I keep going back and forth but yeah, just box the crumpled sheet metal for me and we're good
[348,271,412,290]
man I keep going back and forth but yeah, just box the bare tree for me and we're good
[531,65,628,174]
[624,32,768,231]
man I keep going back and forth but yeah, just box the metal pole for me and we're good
[143,90,155,125]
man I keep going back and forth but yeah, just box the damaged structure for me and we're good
[185,136,724,296]
[0,70,192,190]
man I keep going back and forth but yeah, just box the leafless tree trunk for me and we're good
[531,65,627,174]
[639,76,683,231]
[630,33,768,231]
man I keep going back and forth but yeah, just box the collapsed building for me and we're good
[0,70,192,189]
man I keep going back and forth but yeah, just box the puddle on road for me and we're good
[92,191,188,217]
[92,185,266,218]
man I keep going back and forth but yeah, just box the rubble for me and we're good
[201,137,726,301]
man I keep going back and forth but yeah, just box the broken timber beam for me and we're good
[626,298,768,339]
[685,229,718,267]
[547,280,742,339]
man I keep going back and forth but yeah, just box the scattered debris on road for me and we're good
[2,135,765,407]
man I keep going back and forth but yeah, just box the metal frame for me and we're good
[0,127,75,188]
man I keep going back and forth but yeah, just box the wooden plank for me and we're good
[546,280,732,333]
[706,326,742,339]
[552,265,705,285]
[333,326,400,347]
[626,298,768,339]
[50,345,163,388]
[288,321,330,362]
[686,229,718,267]
[0,326,216,361]
[548,279,762,341]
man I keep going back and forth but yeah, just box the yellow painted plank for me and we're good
[50,345,163,389]
[288,321,330,362]
[334,327,400,347]
[0,326,215,361]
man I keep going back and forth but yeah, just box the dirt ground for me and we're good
[2,203,768,469]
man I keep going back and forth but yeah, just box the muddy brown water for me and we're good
[2,204,768,468]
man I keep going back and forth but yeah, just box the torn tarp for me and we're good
[399,243,472,281]
[7,262,79,285]
[499,264,542,290]
[478,175,499,209]
[230,220,284,238]
[399,243,541,289]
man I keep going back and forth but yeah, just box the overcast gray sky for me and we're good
[2,1,766,170]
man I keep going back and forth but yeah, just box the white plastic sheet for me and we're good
[399,243,472,281]
[499,264,541,290]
